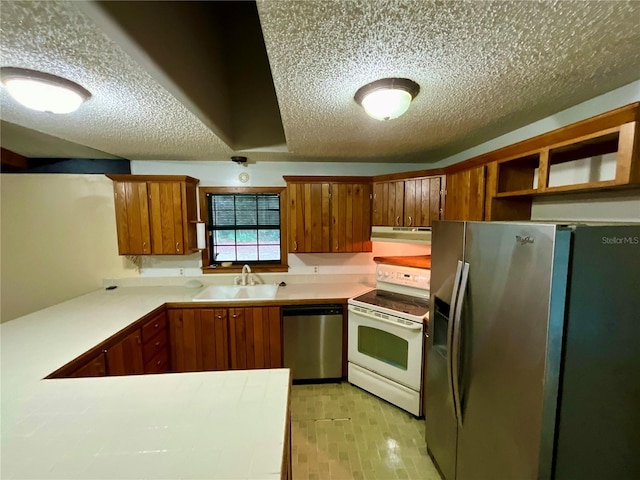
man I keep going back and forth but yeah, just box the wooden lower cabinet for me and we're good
[106,330,145,376]
[71,352,107,377]
[229,307,283,370]
[50,305,284,379]
[169,308,229,372]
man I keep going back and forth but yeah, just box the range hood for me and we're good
[370,226,432,244]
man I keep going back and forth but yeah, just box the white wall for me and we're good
[131,159,422,187]
[433,80,640,223]
[0,174,137,322]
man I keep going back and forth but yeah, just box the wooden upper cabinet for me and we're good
[229,307,282,370]
[444,166,487,221]
[288,182,331,253]
[404,177,443,227]
[330,182,372,252]
[373,176,443,227]
[108,175,199,255]
[112,180,151,254]
[285,177,372,253]
[106,329,144,376]
[372,181,404,226]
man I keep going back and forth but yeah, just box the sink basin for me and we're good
[192,284,279,302]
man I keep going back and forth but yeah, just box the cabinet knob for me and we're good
[155,341,161,347]
[176,242,181,252]
[395,216,401,226]
[293,241,298,251]
[232,314,238,318]
[154,323,159,328]
[408,216,413,226]
[156,360,162,366]
[216,315,222,319]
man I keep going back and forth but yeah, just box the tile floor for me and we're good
[290,382,442,480]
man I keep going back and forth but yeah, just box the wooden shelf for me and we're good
[373,255,431,269]
[494,188,538,198]
[486,114,639,221]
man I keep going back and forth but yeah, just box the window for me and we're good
[199,187,287,272]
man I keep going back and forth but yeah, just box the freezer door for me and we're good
[425,221,465,480]
[456,222,567,480]
[554,225,640,479]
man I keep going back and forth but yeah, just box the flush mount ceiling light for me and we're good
[354,78,420,121]
[0,67,91,114]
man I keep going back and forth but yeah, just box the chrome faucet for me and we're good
[241,264,252,286]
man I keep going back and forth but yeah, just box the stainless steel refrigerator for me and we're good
[424,221,640,480]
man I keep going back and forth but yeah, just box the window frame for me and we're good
[199,186,288,274]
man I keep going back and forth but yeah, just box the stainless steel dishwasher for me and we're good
[282,304,343,380]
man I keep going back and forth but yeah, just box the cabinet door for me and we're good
[148,181,185,254]
[287,182,331,253]
[372,181,404,226]
[444,166,486,221]
[72,352,107,377]
[404,176,443,227]
[113,181,151,255]
[169,308,229,372]
[330,183,372,252]
[229,307,282,370]
[106,330,144,376]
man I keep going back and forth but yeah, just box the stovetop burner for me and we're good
[351,289,429,317]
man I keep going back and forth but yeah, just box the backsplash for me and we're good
[136,241,431,277]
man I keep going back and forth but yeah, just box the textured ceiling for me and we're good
[257,0,640,161]
[0,0,639,163]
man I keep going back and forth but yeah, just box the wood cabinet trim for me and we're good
[107,174,199,184]
[283,175,373,183]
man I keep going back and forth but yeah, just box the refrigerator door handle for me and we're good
[447,260,464,420]
[452,261,470,428]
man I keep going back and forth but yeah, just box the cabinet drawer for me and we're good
[141,313,167,342]
[144,348,169,374]
[142,329,168,363]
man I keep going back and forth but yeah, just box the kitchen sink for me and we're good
[192,284,279,302]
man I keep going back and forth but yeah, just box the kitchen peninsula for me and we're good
[0,280,370,479]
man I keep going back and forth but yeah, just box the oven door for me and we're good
[347,304,423,391]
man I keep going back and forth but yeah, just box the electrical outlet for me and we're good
[179,268,185,276]
[313,266,319,274]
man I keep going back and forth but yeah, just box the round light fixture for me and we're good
[0,67,91,114]
[354,78,420,121]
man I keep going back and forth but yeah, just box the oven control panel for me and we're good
[376,264,430,290]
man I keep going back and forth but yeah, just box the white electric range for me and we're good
[348,263,430,416]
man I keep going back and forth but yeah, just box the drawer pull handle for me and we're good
[156,360,162,366]
[155,341,160,347]
[154,323,159,328]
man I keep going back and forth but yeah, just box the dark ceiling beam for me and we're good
[86,0,285,152]
[1,148,29,171]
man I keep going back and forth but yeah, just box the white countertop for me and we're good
[0,280,371,479]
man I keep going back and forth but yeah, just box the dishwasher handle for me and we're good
[282,304,343,317]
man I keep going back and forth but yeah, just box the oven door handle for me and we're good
[348,306,423,331]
